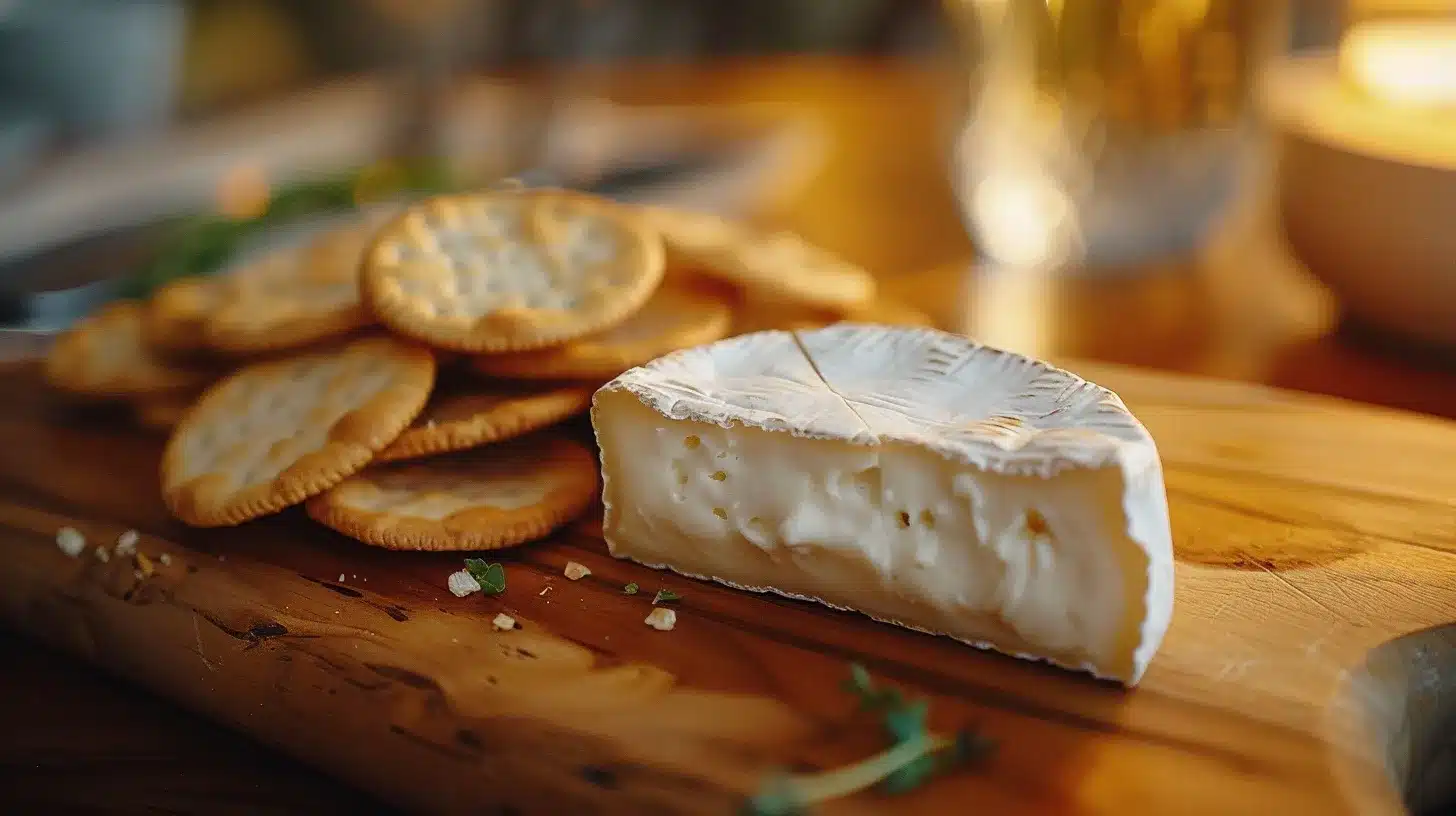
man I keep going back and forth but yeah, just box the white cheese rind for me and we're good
[592,325,1174,685]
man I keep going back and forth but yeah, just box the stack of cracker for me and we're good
[41,186,931,553]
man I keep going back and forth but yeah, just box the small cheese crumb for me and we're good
[448,569,482,597]
[644,607,677,631]
[563,561,591,581]
[94,546,110,563]
[158,553,172,566]
[114,530,139,556]
[56,527,85,558]
[492,613,516,631]
[338,573,346,582]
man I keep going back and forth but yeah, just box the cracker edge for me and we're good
[358,189,667,353]
[304,436,600,551]
[469,285,735,380]
[160,336,437,527]
[141,278,218,356]
[664,226,877,314]
[44,300,214,398]
[202,231,377,354]
[203,303,375,355]
[373,385,594,463]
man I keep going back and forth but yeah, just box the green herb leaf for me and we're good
[880,753,938,795]
[652,589,680,604]
[741,665,996,811]
[743,775,807,816]
[623,582,639,595]
[841,662,903,713]
[463,559,505,595]
[123,160,463,298]
[843,662,874,696]
[882,698,930,744]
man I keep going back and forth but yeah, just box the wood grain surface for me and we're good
[2,355,1454,815]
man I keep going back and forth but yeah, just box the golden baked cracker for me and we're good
[133,389,203,432]
[639,206,876,313]
[375,381,593,463]
[305,435,598,551]
[44,301,215,398]
[142,276,224,356]
[471,280,733,381]
[202,225,374,354]
[360,189,666,353]
[161,335,435,527]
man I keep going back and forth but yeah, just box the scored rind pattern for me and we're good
[593,324,1175,686]
[597,324,1160,479]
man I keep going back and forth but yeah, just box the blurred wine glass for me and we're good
[944,0,1290,277]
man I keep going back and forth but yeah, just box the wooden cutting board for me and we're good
[1,359,1453,815]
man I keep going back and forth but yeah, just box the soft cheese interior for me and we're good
[596,390,1169,685]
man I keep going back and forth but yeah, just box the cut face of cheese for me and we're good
[591,325,1174,685]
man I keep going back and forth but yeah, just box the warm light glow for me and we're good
[215,164,270,220]
[964,265,1055,359]
[1339,20,1456,109]
[970,171,1079,270]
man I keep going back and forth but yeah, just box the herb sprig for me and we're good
[123,159,459,298]
[745,664,995,815]
[463,559,506,595]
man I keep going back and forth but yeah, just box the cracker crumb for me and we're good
[563,561,591,581]
[644,607,676,631]
[114,530,139,556]
[338,573,346,582]
[56,527,86,558]
[133,570,145,580]
[159,553,173,566]
[448,569,482,597]
[492,613,516,631]
[539,586,552,597]
[94,546,111,563]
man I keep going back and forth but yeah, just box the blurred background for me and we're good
[0,1,1452,399]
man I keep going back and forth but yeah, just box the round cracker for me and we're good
[375,381,593,463]
[143,276,225,356]
[360,189,666,353]
[306,435,598,551]
[202,226,374,354]
[639,206,876,313]
[44,300,215,397]
[133,389,204,433]
[471,280,733,381]
[161,335,436,527]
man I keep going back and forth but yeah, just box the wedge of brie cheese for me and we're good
[591,325,1174,685]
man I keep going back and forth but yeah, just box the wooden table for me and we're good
[4,57,1454,814]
